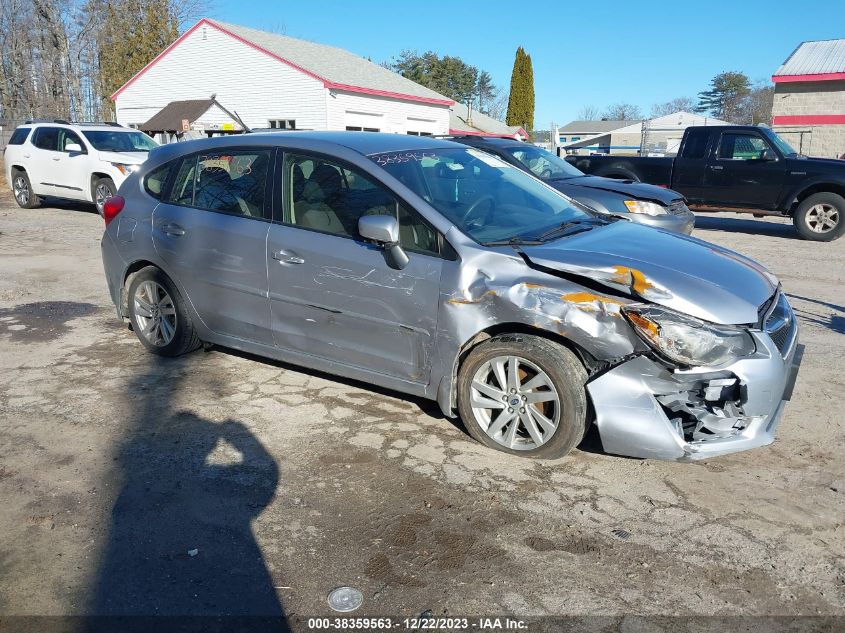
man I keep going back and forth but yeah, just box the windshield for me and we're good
[370,147,596,244]
[81,130,158,152]
[762,128,797,156]
[505,144,584,180]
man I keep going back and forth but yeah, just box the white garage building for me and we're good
[112,18,455,138]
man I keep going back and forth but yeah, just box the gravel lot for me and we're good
[0,194,843,629]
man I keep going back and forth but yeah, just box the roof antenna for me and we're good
[210,94,252,133]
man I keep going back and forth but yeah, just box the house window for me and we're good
[269,119,295,130]
[570,136,580,142]
[407,131,433,136]
[559,136,567,142]
[346,126,379,132]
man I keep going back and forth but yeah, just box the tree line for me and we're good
[0,0,204,124]
[577,71,774,124]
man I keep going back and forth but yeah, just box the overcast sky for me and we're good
[211,0,845,129]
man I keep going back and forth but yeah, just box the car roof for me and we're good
[149,131,469,160]
[18,121,133,132]
[249,130,461,155]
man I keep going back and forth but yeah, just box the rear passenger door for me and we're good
[671,127,711,202]
[152,148,275,345]
[28,127,62,196]
[266,152,443,383]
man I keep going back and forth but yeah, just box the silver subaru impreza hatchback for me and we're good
[100,132,802,461]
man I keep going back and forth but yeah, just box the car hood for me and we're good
[519,221,778,324]
[556,175,681,205]
[97,151,149,165]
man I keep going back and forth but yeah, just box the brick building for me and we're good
[772,39,845,158]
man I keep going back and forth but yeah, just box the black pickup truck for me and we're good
[564,125,845,241]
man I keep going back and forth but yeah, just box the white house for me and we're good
[559,111,732,156]
[112,18,455,138]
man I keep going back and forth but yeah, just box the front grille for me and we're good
[668,200,689,216]
[764,293,797,357]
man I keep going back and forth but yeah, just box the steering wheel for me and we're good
[461,195,496,227]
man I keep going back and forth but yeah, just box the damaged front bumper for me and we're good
[586,328,802,462]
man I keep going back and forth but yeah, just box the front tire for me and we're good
[93,177,116,217]
[457,334,587,459]
[127,267,201,357]
[793,193,845,241]
[12,170,40,209]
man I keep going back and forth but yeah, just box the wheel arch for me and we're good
[90,172,114,201]
[788,182,845,213]
[595,168,639,181]
[438,322,599,417]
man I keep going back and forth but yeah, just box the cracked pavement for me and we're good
[0,198,843,626]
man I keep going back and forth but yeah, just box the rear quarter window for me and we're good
[144,163,173,199]
[7,127,31,145]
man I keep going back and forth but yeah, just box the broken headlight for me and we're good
[623,305,755,366]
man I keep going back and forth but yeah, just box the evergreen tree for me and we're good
[506,47,534,133]
[97,0,179,115]
[696,71,751,122]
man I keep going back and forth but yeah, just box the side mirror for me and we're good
[358,215,409,270]
[759,149,776,161]
[65,143,83,153]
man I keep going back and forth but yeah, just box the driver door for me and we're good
[267,152,443,383]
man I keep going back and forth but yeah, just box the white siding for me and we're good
[114,24,327,130]
[326,90,449,134]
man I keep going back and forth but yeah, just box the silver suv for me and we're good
[4,120,158,214]
[100,132,802,461]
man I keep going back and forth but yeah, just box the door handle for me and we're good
[709,165,723,171]
[161,223,186,236]
[272,250,305,264]
[52,157,61,161]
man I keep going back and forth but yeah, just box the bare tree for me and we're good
[649,96,696,118]
[485,88,509,122]
[577,104,600,120]
[602,103,643,120]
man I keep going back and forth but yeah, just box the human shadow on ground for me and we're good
[87,355,289,633]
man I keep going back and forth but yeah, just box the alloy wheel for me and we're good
[133,281,177,347]
[806,203,839,233]
[469,355,560,451]
[95,183,113,214]
[13,176,29,206]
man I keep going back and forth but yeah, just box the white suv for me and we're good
[4,120,159,215]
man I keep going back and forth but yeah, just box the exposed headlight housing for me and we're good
[623,305,755,366]
[111,163,140,175]
[623,200,668,216]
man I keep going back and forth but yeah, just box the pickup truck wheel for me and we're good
[793,193,845,241]
[457,334,587,459]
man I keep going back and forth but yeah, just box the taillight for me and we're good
[103,195,125,226]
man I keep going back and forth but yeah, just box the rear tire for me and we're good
[457,334,587,459]
[12,170,40,209]
[793,192,845,241]
[127,267,201,357]
[93,177,116,217]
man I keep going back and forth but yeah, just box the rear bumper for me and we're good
[586,329,801,461]
[100,231,126,318]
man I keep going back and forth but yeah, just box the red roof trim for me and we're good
[772,72,845,83]
[112,18,454,107]
[110,19,207,100]
[328,83,453,105]
[772,114,845,125]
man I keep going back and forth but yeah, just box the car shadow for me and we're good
[39,197,99,215]
[87,355,290,632]
[693,214,799,240]
[788,293,845,335]
[215,344,447,420]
